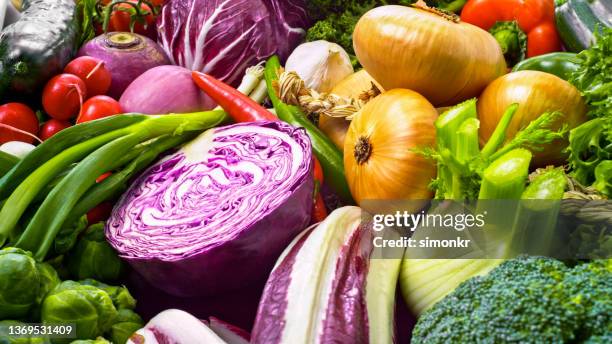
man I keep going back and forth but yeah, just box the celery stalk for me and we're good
[435,99,478,152]
[478,148,532,199]
[434,99,478,199]
[456,118,480,164]
[480,103,518,159]
[508,168,567,257]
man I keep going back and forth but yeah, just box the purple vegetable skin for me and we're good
[251,207,401,344]
[120,65,216,114]
[156,0,309,86]
[106,121,313,297]
[78,32,171,99]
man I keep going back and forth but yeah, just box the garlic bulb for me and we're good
[285,40,354,93]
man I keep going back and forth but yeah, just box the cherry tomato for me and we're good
[108,0,155,35]
[87,201,114,224]
[64,56,112,96]
[39,119,72,141]
[77,95,123,124]
[42,74,88,120]
[0,103,39,144]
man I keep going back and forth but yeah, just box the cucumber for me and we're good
[0,0,79,98]
[555,0,612,52]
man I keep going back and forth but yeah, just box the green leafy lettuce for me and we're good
[568,27,612,198]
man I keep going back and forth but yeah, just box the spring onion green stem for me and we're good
[0,115,147,199]
[63,133,197,229]
[0,128,132,246]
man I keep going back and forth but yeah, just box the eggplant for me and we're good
[0,0,78,98]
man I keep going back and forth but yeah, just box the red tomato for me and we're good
[108,0,155,35]
[64,56,112,96]
[0,103,39,144]
[39,119,72,141]
[87,201,114,224]
[77,96,123,124]
[42,74,88,120]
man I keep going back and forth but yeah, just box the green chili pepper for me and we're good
[512,52,580,80]
[265,56,354,204]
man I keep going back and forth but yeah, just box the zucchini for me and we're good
[0,0,79,98]
[555,0,612,52]
[0,151,18,178]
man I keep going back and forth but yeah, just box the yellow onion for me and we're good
[353,4,506,106]
[319,70,382,149]
[478,70,588,167]
[344,89,437,211]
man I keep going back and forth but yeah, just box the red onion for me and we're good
[78,32,171,99]
[120,65,215,114]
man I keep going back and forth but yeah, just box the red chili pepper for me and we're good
[311,181,328,224]
[192,71,277,122]
[461,0,561,65]
[96,171,112,183]
[86,201,114,224]
[311,157,327,223]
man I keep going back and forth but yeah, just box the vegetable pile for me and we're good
[0,0,609,343]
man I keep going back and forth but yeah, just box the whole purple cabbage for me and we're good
[156,0,309,86]
[106,121,313,297]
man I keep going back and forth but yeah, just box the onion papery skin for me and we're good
[353,5,506,107]
[344,89,437,212]
[478,70,588,167]
[106,121,314,297]
[251,206,401,344]
[319,70,382,150]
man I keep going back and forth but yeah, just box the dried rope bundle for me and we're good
[273,69,381,123]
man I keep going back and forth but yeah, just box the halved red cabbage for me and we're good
[106,121,313,297]
[251,207,402,344]
[156,0,309,86]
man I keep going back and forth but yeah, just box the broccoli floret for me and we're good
[562,260,612,341]
[412,257,612,343]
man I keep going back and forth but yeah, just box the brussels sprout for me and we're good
[79,280,136,311]
[28,263,61,320]
[110,309,144,344]
[41,281,118,344]
[0,248,41,319]
[65,223,124,282]
[36,263,60,302]
[0,320,50,344]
